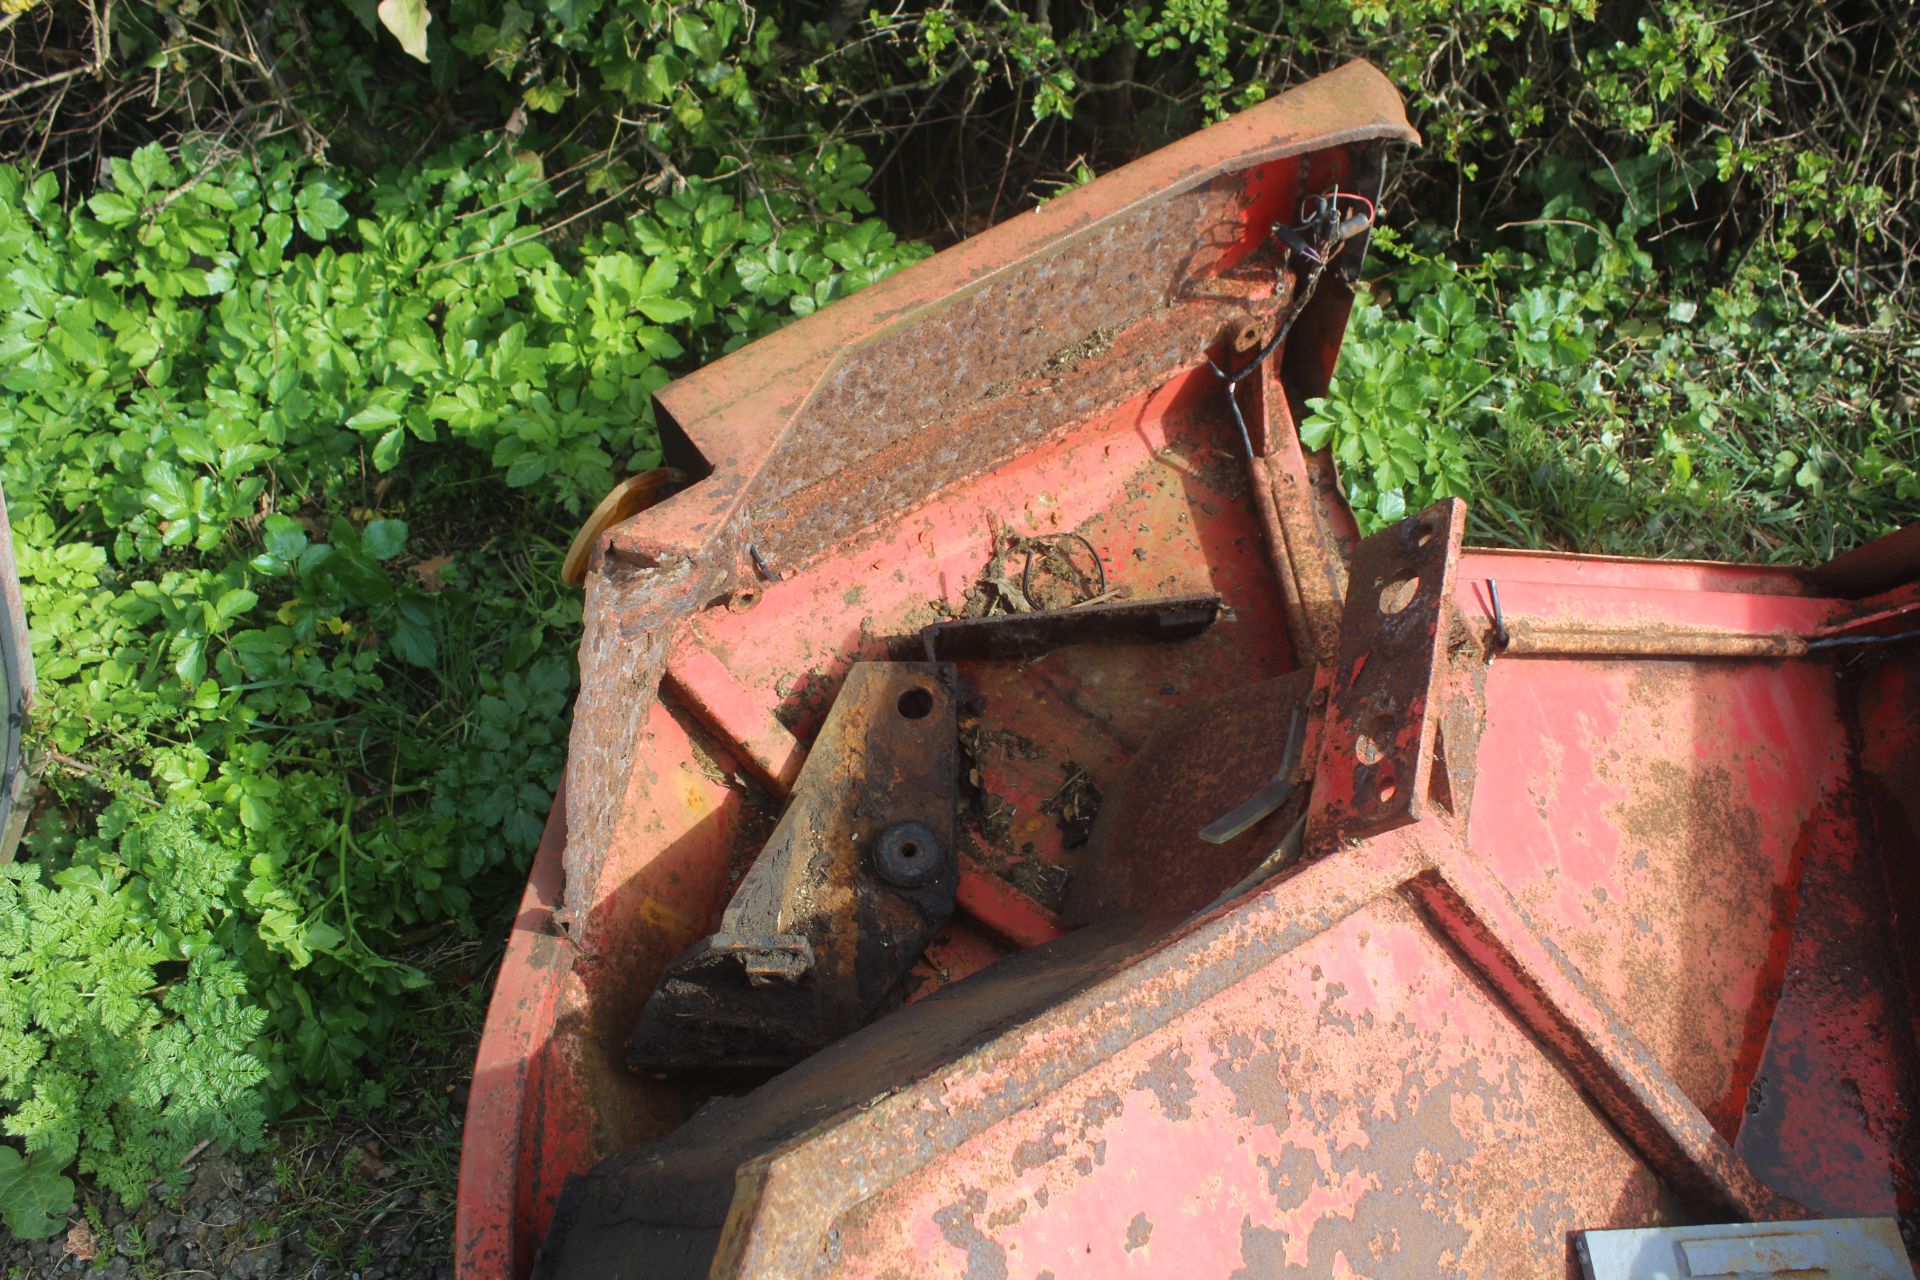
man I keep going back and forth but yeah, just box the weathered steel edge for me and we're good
[1812,521,1920,599]
[458,787,585,1280]
[653,58,1418,458]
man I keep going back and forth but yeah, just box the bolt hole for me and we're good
[898,687,935,719]
[900,842,920,859]
[1379,576,1419,614]
[1354,733,1384,765]
[1415,526,1435,548]
[1378,777,1398,804]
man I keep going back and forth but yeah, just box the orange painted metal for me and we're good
[460,57,1920,1280]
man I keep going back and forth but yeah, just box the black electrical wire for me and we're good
[1207,194,1359,458]
[1806,626,1920,651]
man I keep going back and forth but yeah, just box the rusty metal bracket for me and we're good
[1306,498,1467,848]
[628,662,960,1074]
[914,593,1222,661]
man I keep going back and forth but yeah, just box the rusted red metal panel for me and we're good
[527,480,1920,1276]
[562,59,1418,951]
[806,895,1666,1279]
[465,67,1426,1267]
[538,499,1920,1275]
[464,55,1920,1280]
[457,791,588,1280]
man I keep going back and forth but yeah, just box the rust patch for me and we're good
[1507,618,1808,659]
[932,1189,1010,1280]
[1613,757,1770,1134]
[1306,498,1468,849]
[1046,325,1120,375]
[1064,669,1314,925]
[1132,1045,1199,1121]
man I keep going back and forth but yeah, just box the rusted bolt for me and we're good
[874,821,946,889]
[1223,315,1262,353]
[727,587,761,613]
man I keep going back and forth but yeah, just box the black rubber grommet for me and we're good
[873,821,946,888]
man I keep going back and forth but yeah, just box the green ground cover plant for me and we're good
[0,0,1912,1246]
[0,126,922,1231]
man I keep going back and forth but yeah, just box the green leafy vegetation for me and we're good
[0,100,923,1236]
[0,0,1912,1245]
[1304,218,1918,556]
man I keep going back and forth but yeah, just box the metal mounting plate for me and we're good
[1306,497,1465,846]
[628,661,960,1074]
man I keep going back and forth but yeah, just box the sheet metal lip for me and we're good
[1461,544,1818,595]
[650,59,1418,465]
[608,61,1419,581]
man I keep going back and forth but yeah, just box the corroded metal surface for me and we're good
[1063,669,1313,923]
[525,495,1920,1278]
[456,790,580,1280]
[628,663,959,1074]
[1252,359,1354,667]
[1459,632,1852,1141]
[560,59,1417,941]
[915,593,1222,661]
[1306,497,1466,847]
[1503,618,1810,658]
[560,469,684,588]
[465,58,1920,1280]
[533,823,1690,1279]
[1733,782,1920,1229]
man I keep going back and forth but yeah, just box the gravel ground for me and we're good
[2,1148,456,1280]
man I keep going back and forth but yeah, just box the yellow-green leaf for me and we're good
[376,0,431,62]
